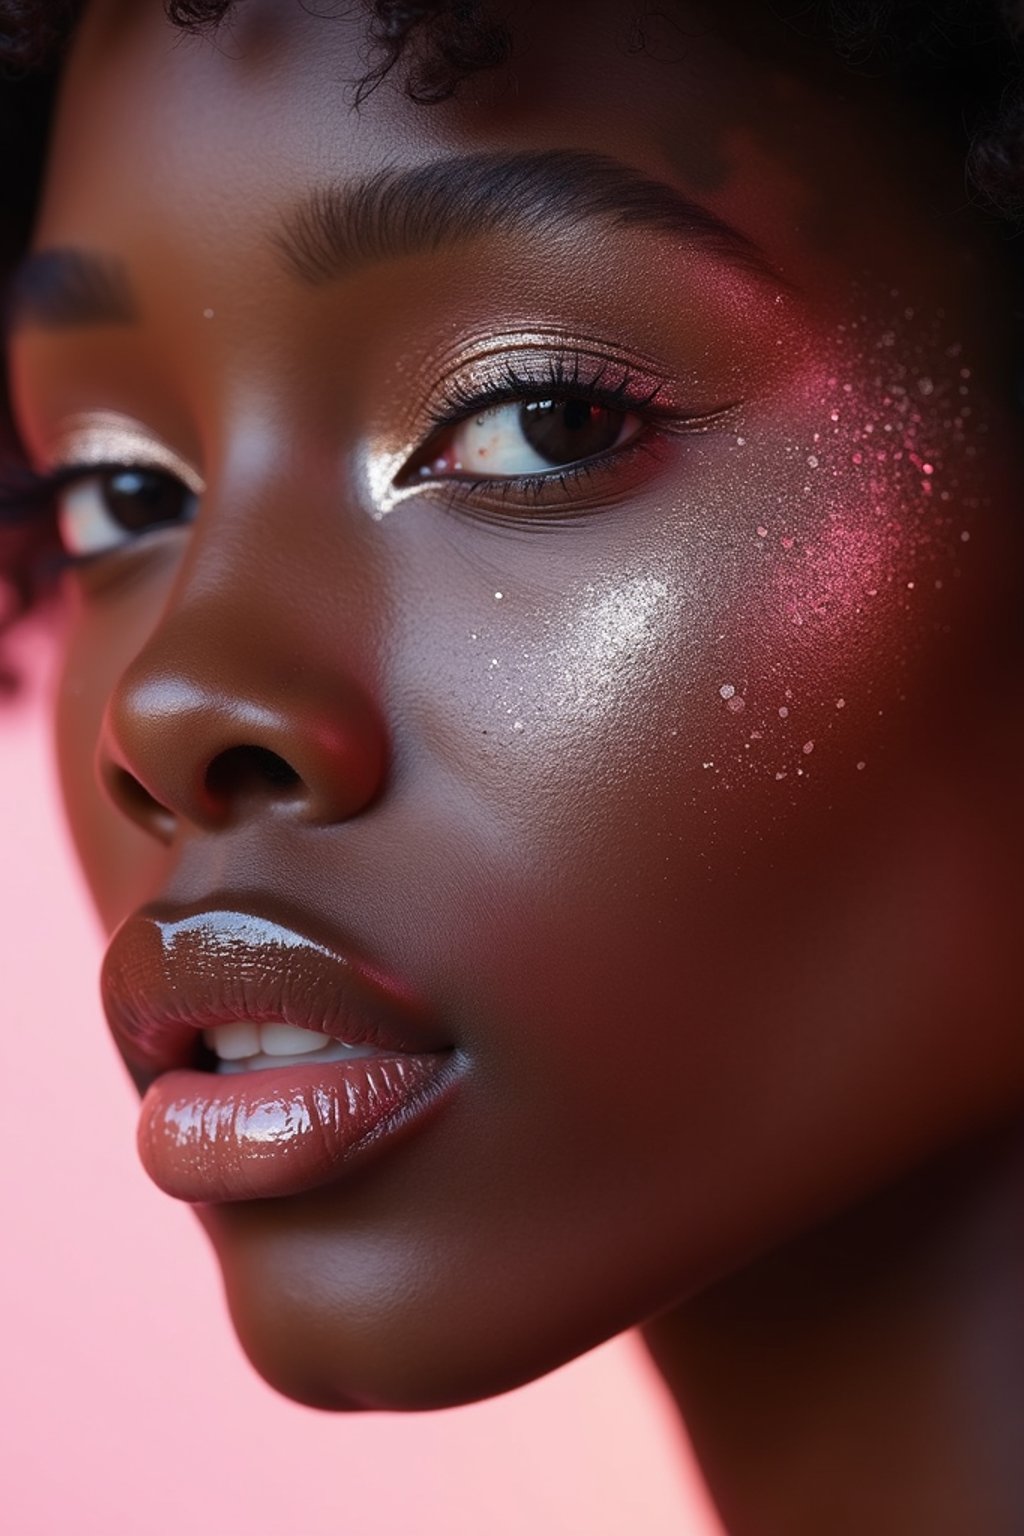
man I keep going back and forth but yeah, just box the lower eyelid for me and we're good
[425,430,672,515]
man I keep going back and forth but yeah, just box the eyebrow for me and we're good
[276,148,783,288]
[5,247,138,332]
[6,149,782,336]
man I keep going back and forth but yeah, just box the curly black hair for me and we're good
[0,0,1021,694]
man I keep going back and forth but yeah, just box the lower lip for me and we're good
[136,1052,456,1203]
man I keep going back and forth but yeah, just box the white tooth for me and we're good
[259,1021,330,1056]
[207,1021,261,1060]
[216,1038,387,1074]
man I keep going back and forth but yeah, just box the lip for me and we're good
[101,900,460,1203]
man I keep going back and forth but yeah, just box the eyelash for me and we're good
[1,355,715,572]
[429,355,665,426]
[0,461,108,576]
[412,356,683,504]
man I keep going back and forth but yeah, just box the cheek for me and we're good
[54,574,176,930]
[375,319,1018,1251]
[406,344,993,881]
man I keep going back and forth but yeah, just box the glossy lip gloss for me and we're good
[101,903,461,1203]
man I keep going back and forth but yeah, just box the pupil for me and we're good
[519,399,623,467]
[105,469,187,531]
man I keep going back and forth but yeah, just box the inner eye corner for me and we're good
[396,435,445,487]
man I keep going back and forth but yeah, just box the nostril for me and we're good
[105,763,177,840]
[204,744,302,804]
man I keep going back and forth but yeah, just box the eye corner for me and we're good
[54,461,199,565]
[393,434,451,491]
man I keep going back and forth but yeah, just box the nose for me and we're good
[97,603,388,842]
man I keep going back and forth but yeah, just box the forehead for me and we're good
[35,0,966,302]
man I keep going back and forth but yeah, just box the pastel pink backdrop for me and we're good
[0,619,721,1536]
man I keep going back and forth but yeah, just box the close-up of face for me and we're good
[5,0,1024,1437]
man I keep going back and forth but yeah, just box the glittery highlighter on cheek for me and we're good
[692,287,991,793]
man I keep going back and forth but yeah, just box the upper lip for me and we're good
[101,896,449,1088]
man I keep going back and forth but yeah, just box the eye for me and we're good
[408,397,643,482]
[56,467,199,560]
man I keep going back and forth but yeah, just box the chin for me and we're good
[218,1272,582,1414]
[194,1199,653,1414]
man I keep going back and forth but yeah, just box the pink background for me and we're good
[0,621,720,1536]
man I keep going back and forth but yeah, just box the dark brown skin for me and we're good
[9,1,1024,1530]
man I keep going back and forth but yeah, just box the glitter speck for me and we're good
[807,454,819,469]
[917,377,935,397]
[512,720,524,734]
[856,760,867,771]
[836,698,846,709]
[727,696,746,715]
[960,530,971,542]
[736,436,746,447]
[922,463,934,476]
[719,683,736,700]
[775,771,787,781]
[778,706,789,719]
[494,591,504,601]
[802,740,815,755]
[203,308,215,319]
[756,525,768,538]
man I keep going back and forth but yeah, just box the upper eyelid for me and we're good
[426,349,673,416]
[44,411,205,496]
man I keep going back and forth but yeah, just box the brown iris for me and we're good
[518,399,624,466]
[95,469,192,533]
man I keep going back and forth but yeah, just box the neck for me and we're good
[643,1121,1024,1536]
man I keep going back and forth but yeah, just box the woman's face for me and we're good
[10,0,1024,1409]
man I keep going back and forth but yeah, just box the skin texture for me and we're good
[8,1,1024,1529]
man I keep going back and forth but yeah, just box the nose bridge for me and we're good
[97,469,390,839]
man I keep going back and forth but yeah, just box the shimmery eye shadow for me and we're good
[47,411,205,496]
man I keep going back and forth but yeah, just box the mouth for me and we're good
[101,901,461,1204]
